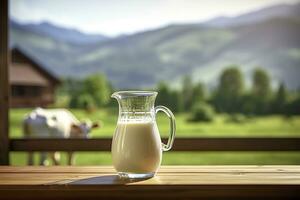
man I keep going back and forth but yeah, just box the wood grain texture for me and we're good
[10,137,300,151]
[0,0,9,165]
[0,166,299,199]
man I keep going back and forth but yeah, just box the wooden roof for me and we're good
[9,48,60,86]
[10,63,49,86]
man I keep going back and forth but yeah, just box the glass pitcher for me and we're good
[111,91,176,179]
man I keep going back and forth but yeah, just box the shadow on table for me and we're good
[69,175,151,185]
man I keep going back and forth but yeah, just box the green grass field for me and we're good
[9,108,300,165]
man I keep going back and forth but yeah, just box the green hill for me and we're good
[10,17,300,89]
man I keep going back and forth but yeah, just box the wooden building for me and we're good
[9,48,60,108]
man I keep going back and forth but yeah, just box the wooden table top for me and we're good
[0,165,299,199]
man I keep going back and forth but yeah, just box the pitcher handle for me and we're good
[155,106,176,152]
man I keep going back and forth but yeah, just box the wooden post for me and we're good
[0,0,9,165]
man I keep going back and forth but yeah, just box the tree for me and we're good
[169,90,183,113]
[251,68,272,114]
[191,82,206,107]
[182,75,194,111]
[67,78,85,108]
[156,82,183,113]
[83,73,110,107]
[156,82,171,106]
[240,93,256,115]
[286,92,300,116]
[67,74,110,109]
[60,77,84,97]
[78,94,96,112]
[273,82,287,114]
[189,102,215,122]
[213,66,244,113]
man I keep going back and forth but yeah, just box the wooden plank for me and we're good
[1,172,300,185]
[0,166,299,199]
[0,0,9,165]
[1,165,300,173]
[9,137,300,151]
[1,166,300,185]
[0,185,298,200]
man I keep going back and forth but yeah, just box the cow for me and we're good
[23,108,99,165]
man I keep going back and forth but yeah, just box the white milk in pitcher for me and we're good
[111,121,162,174]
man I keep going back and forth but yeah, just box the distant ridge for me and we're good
[204,3,300,27]
[9,3,300,89]
[10,19,109,45]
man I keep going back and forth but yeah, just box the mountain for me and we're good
[9,3,300,89]
[192,18,300,89]
[205,3,300,27]
[10,20,108,45]
[68,18,300,89]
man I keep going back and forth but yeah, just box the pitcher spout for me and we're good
[111,92,121,101]
[111,91,158,112]
[111,91,157,100]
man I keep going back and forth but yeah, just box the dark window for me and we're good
[11,85,25,97]
[11,85,42,97]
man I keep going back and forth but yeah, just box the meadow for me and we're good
[9,108,300,165]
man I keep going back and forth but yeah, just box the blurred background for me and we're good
[9,0,300,165]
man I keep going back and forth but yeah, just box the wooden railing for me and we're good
[9,137,300,152]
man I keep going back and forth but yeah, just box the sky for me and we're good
[10,0,299,36]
